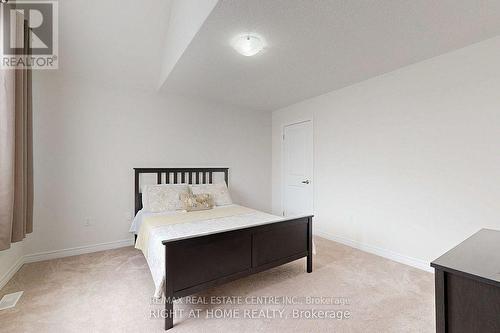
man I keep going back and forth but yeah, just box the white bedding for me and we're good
[129,208,177,234]
[133,205,286,297]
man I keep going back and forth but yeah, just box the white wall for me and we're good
[0,242,24,289]
[24,74,271,255]
[273,36,500,266]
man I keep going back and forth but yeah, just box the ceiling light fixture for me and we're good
[231,34,265,57]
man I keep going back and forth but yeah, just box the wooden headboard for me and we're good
[134,168,229,215]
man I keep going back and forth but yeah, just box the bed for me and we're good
[133,168,313,330]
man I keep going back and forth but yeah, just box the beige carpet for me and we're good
[0,237,434,332]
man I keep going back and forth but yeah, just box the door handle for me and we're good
[301,180,310,184]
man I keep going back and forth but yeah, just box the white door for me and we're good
[283,120,313,216]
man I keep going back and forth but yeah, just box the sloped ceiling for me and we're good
[161,0,500,111]
[47,0,172,91]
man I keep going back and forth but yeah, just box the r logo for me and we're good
[2,1,54,55]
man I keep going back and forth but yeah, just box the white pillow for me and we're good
[189,182,232,206]
[142,184,189,212]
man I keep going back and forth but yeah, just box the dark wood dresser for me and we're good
[431,229,500,333]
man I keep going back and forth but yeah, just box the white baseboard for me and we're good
[0,255,25,291]
[314,229,433,273]
[0,238,134,290]
[2,231,433,290]
[24,238,134,263]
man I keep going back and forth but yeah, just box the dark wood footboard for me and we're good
[162,215,313,330]
[133,168,313,330]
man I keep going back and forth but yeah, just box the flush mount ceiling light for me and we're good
[231,34,266,57]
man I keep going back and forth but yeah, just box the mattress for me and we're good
[132,205,285,297]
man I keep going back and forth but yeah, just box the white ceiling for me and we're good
[161,0,500,111]
[50,0,171,91]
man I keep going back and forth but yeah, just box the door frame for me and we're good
[280,119,314,217]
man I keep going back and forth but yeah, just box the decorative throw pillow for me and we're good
[180,193,214,212]
[189,182,232,206]
[142,184,189,212]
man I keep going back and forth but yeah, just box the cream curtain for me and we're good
[0,11,33,251]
